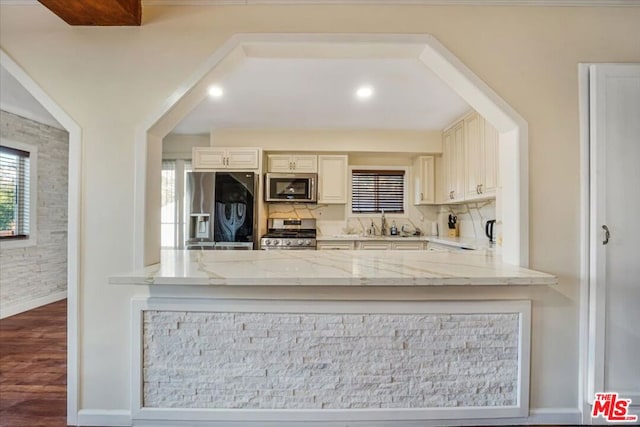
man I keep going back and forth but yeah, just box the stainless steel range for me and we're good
[260,218,316,250]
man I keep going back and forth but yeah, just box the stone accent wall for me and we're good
[143,311,519,409]
[0,110,69,314]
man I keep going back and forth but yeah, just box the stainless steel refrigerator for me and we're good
[185,171,258,250]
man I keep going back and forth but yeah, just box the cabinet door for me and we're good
[318,155,348,204]
[391,241,425,250]
[451,122,466,202]
[443,122,465,203]
[292,155,318,173]
[464,112,484,200]
[192,147,226,170]
[413,156,435,205]
[226,148,259,169]
[268,154,293,172]
[316,241,355,250]
[482,120,499,197]
[358,241,391,250]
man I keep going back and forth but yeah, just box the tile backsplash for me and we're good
[266,203,439,238]
[438,199,496,241]
[266,199,495,242]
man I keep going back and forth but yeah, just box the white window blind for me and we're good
[0,145,31,239]
[351,169,405,214]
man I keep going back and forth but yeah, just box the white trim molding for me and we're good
[76,409,132,427]
[0,291,66,319]
[131,298,532,425]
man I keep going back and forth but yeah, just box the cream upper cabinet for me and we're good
[317,155,348,204]
[482,119,499,197]
[268,154,317,173]
[464,112,484,200]
[413,155,436,205]
[442,121,465,203]
[464,112,498,200]
[193,147,259,170]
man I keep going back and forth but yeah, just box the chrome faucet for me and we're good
[380,210,386,235]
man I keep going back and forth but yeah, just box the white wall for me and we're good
[163,133,208,159]
[210,128,443,153]
[0,110,68,317]
[1,2,639,417]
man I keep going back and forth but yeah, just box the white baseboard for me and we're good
[76,408,580,427]
[0,291,66,319]
[76,409,132,426]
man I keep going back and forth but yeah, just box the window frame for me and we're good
[0,138,38,249]
[348,165,409,218]
[160,158,191,249]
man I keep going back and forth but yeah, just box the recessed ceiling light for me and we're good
[356,85,374,100]
[208,85,224,98]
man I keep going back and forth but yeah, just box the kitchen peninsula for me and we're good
[111,249,555,287]
[111,249,555,425]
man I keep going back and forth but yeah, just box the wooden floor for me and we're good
[0,299,67,427]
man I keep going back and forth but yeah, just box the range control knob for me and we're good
[264,239,271,245]
[285,240,292,246]
[305,240,312,246]
[273,239,279,246]
[297,239,304,246]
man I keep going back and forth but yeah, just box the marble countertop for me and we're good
[109,249,557,287]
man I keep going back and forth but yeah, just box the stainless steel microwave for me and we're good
[265,173,317,203]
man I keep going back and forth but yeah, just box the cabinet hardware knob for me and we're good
[420,192,424,201]
[602,225,610,245]
[479,184,483,194]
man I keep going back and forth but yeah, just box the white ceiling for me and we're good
[0,65,62,130]
[171,58,470,134]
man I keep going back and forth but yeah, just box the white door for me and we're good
[588,64,640,411]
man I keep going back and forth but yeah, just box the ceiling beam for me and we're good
[37,0,141,26]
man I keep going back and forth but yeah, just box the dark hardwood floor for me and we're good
[0,299,67,427]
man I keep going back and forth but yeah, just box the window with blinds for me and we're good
[351,169,405,214]
[0,145,31,239]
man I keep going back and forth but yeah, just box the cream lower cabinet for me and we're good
[359,241,426,250]
[358,241,391,250]
[316,241,355,250]
[193,147,259,170]
[317,240,426,250]
[317,155,348,204]
[391,241,426,250]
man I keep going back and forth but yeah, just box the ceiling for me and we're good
[172,57,470,134]
[0,65,62,129]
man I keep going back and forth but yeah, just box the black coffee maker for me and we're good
[485,220,497,243]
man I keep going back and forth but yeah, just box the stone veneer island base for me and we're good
[112,250,555,426]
